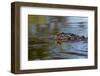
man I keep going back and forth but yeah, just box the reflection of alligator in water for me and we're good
[55,32,88,44]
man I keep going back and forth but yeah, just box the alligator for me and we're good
[55,32,88,44]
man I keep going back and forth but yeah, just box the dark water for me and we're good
[48,41,87,59]
[28,16,88,60]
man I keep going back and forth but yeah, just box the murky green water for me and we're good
[28,16,88,60]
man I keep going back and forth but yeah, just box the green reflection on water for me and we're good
[28,37,50,60]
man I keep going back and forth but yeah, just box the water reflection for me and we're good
[28,15,88,60]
